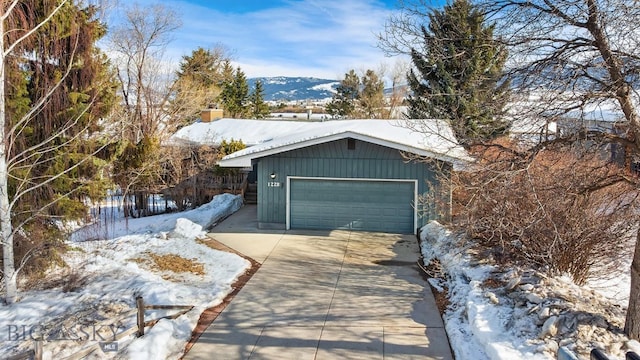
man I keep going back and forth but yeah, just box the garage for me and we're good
[216,120,467,233]
[287,177,416,234]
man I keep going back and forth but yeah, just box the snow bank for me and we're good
[72,193,243,242]
[0,194,248,359]
[421,221,633,360]
[421,222,548,360]
[170,218,204,239]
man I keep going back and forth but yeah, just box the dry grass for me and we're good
[23,268,90,293]
[129,252,205,276]
[149,253,204,275]
[432,286,450,316]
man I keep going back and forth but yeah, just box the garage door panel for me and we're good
[290,179,415,234]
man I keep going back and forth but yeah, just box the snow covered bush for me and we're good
[452,140,638,284]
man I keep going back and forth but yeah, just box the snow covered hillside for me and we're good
[0,194,248,360]
[247,76,339,101]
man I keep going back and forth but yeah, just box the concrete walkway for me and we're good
[185,205,453,360]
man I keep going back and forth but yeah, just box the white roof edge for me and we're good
[217,131,466,168]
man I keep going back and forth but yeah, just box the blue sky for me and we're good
[120,0,407,80]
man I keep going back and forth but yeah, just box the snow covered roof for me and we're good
[168,118,319,146]
[183,118,472,168]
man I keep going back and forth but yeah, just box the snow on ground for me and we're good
[421,221,634,360]
[0,194,249,360]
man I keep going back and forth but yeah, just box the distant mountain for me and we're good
[247,76,339,102]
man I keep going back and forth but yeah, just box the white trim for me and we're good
[286,176,419,235]
[218,131,464,168]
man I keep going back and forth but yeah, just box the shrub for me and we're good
[453,139,638,284]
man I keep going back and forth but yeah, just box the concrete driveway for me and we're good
[185,206,453,360]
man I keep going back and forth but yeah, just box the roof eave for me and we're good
[217,131,468,168]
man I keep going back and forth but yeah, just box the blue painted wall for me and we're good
[255,138,450,229]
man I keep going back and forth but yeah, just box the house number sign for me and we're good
[267,182,281,187]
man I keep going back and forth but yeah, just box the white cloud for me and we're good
[116,0,397,79]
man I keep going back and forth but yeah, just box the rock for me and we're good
[559,338,573,347]
[507,276,521,290]
[507,292,521,299]
[592,342,606,353]
[590,316,607,328]
[538,306,550,320]
[545,340,559,353]
[558,313,578,335]
[540,316,558,338]
[521,272,541,285]
[485,291,500,304]
[527,293,544,304]
[625,340,640,354]
[520,284,535,291]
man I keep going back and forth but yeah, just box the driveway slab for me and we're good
[185,205,453,360]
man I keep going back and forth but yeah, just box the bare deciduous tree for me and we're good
[385,58,409,119]
[108,3,181,217]
[110,3,181,141]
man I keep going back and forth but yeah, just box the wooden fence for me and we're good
[136,296,193,336]
[5,297,193,360]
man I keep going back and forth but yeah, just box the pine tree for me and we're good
[326,70,360,118]
[173,46,231,123]
[175,47,230,104]
[8,1,116,222]
[359,69,385,118]
[220,67,249,118]
[177,47,218,87]
[1,0,117,302]
[219,60,235,86]
[249,80,270,119]
[406,0,509,146]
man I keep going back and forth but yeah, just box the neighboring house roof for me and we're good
[194,118,472,169]
[169,119,320,146]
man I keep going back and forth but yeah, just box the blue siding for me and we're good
[256,138,450,230]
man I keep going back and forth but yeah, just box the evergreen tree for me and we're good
[219,60,235,86]
[359,69,385,118]
[248,80,270,119]
[173,46,231,123]
[220,67,249,118]
[326,70,360,118]
[177,47,219,87]
[1,0,117,300]
[406,0,509,146]
[8,1,116,221]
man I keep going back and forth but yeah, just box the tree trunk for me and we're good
[626,229,640,339]
[0,15,17,304]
